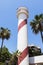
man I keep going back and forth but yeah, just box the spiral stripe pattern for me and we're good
[18,19,29,65]
[18,19,27,32]
[18,47,28,65]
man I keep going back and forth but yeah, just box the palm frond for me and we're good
[35,15,39,21]
[0,27,10,39]
[39,14,43,19]
[30,14,43,43]
[30,21,39,34]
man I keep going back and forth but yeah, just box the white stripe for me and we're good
[19,54,29,65]
[17,25,28,52]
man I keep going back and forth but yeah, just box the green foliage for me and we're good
[0,46,12,62]
[9,51,18,65]
[30,14,43,42]
[0,46,42,65]
[29,46,41,57]
[0,27,11,54]
[30,14,43,33]
[0,27,10,40]
[0,62,5,65]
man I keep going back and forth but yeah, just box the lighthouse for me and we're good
[17,7,29,65]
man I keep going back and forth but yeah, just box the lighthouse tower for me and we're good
[17,7,29,65]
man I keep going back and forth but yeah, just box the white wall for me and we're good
[29,55,43,64]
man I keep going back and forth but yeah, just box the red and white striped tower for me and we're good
[17,7,29,65]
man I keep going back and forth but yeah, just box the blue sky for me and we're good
[0,0,43,53]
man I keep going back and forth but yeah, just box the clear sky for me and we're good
[0,0,43,53]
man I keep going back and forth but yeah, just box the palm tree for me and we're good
[30,14,43,42]
[9,51,18,65]
[9,50,21,65]
[0,27,10,53]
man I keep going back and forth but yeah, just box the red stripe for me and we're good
[18,47,29,65]
[18,19,27,32]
